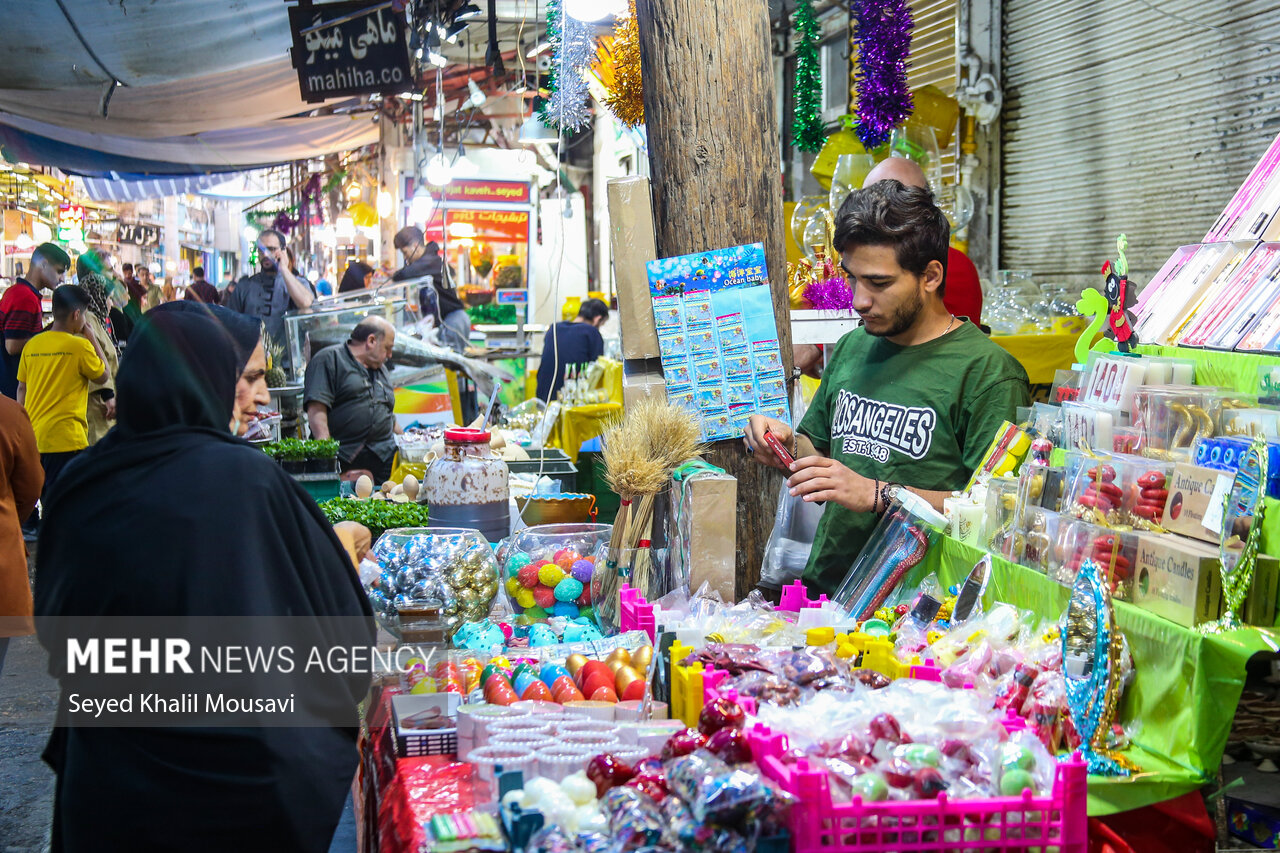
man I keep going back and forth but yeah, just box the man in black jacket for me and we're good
[392,226,470,353]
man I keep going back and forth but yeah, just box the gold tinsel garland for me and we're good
[602,0,644,127]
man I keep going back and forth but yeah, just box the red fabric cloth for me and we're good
[1087,790,1215,853]
[945,247,983,325]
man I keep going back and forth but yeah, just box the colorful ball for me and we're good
[555,552,577,570]
[552,548,575,564]
[518,565,542,589]
[514,588,536,609]
[499,622,514,640]
[505,577,522,597]
[524,605,549,620]
[570,559,594,583]
[578,606,596,624]
[533,585,557,610]
[554,577,585,603]
[553,601,581,619]
[506,551,532,578]
[538,564,566,587]
[576,588,592,607]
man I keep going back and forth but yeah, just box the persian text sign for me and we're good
[435,179,532,205]
[288,2,412,103]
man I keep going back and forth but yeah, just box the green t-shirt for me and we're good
[797,321,1030,594]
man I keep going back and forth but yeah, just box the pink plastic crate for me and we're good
[617,583,656,641]
[747,724,1087,853]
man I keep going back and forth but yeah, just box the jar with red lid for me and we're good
[423,427,509,542]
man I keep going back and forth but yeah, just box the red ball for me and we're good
[517,565,542,589]
[533,585,556,610]
[625,772,669,803]
[705,727,752,764]
[587,753,636,797]
[589,685,619,703]
[660,728,706,761]
[697,696,746,736]
[576,589,593,607]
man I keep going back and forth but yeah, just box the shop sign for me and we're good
[57,204,85,243]
[496,289,529,305]
[447,209,530,241]
[438,179,531,204]
[118,222,161,247]
[288,2,413,103]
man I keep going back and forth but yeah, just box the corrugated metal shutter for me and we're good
[908,0,959,184]
[1001,0,1280,289]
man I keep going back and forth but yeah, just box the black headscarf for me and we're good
[149,300,263,373]
[35,310,374,852]
[338,261,372,293]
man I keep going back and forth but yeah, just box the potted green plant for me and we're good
[305,438,341,474]
[277,438,309,474]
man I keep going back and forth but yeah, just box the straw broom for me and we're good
[601,398,703,606]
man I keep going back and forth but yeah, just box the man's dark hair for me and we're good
[258,228,286,248]
[33,242,71,270]
[833,180,949,291]
[122,262,134,274]
[394,226,424,251]
[194,266,205,278]
[350,318,390,344]
[578,298,610,322]
[52,284,91,321]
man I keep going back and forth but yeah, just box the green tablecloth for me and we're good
[1134,344,1280,395]
[924,535,1280,816]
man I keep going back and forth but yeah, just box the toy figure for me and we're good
[1101,235,1137,352]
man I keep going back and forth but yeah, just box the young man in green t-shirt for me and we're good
[745,180,1029,595]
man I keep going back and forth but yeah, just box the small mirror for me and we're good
[1061,558,1131,776]
[953,555,991,624]
[1214,437,1270,631]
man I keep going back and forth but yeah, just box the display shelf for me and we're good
[1134,343,1280,394]
[925,534,1279,816]
[790,308,861,345]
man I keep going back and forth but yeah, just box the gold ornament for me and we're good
[601,0,644,127]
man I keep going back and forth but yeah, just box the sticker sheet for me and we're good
[646,243,791,442]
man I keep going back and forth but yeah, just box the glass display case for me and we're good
[282,282,414,382]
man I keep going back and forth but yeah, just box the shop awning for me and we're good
[78,174,232,203]
[0,112,378,176]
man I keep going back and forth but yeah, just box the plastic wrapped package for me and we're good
[600,786,666,850]
[965,421,1033,490]
[364,527,500,632]
[1061,401,1121,455]
[1061,450,1174,528]
[831,491,949,619]
[1131,386,1216,461]
[665,750,774,824]
[503,523,612,623]
[979,475,1021,557]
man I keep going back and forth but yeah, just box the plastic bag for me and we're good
[760,385,825,588]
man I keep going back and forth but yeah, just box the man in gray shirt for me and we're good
[224,228,315,366]
[303,317,400,482]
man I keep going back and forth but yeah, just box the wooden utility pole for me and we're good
[635,0,793,595]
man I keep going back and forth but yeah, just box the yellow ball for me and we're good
[515,588,536,609]
[538,564,566,587]
[505,577,522,597]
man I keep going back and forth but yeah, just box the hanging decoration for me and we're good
[602,0,644,128]
[537,0,594,132]
[851,0,914,148]
[792,0,825,152]
[245,173,336,235]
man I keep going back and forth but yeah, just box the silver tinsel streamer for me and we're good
[545,5,594,131]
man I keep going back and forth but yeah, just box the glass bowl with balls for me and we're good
[502,523,613,626]
[363,527,501,640]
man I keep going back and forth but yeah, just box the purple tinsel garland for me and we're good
[804,275,855,311]
[852,0,914,148]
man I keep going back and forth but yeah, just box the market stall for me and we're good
[404,177,536,314]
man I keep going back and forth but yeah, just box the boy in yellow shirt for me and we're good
[17,285,110,512]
